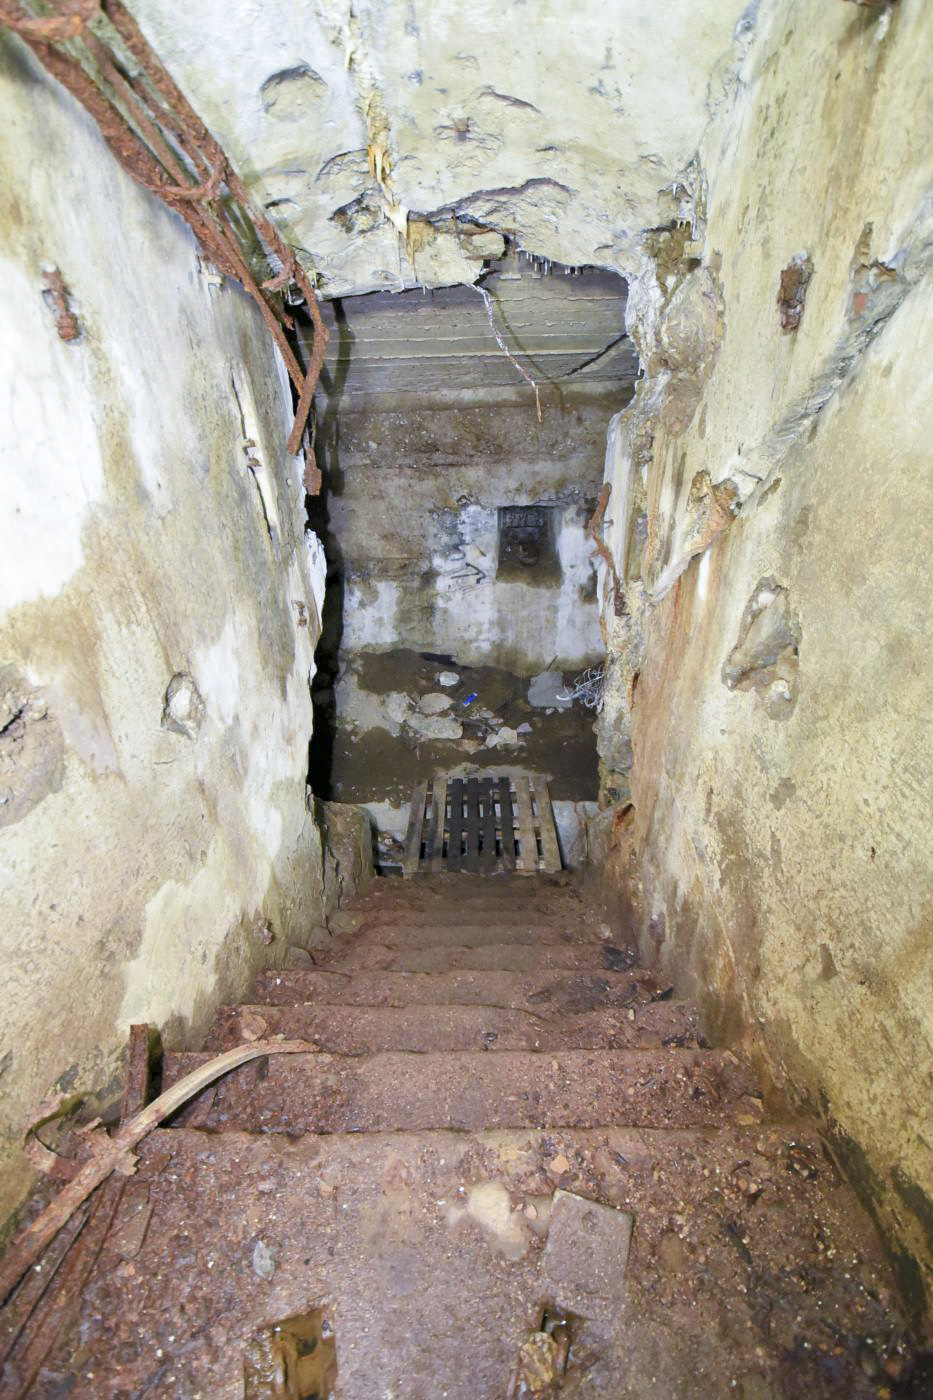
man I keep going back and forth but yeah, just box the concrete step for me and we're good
[59,1122,902,1400]
[348,874,579,902]
[52,1120,907,1400]
[253,967,672,1013]
[203,999,703,1054]
[333,920,611,948]
[163,1048,760,1134]
[323,941,637,973]
[341,908,601,928]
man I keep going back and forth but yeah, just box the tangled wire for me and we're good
[557,663,606,712]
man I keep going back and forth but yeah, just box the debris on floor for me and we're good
[2,874,926,1398]
[507,1311,572,1398]
[243,1310,336,1399]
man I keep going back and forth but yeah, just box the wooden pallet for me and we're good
[402,772,561,876]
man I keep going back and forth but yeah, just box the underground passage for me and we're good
[0,1,931,1396]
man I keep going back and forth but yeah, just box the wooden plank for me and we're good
[402,780,428,877]
[480,777,498,873]
[447,778,465,872]
[429,778,448,874]
[423,778,442,872]
[512,777,539,875]
[497,775,517,871]
[532,773,562,874]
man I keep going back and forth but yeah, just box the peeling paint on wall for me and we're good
[0,34,328,1227]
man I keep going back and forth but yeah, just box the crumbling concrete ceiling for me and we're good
[128,0,753,297]
[314,256,637,401]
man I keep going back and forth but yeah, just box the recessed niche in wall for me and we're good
[497,504,561,586]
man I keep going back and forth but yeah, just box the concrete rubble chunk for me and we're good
[328,909,366,936]
[486,725,521,747]
[385,691,412,723]
[542,1189,633,1323]
[528,670,571,710]
[419,691,453,714]
[406,712,463,740]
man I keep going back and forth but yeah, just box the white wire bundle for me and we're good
[557,663,607,712]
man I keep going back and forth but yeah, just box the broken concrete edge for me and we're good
[313,797,376,921]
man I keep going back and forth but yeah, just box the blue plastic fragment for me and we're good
[463,692,478,707]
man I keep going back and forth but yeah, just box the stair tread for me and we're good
[163,1047,760,1133]
[323,942,637,972]
[61,1122,900,1400]
[253,966,672,1011]
[204,1000,703,1053]
[341,909,600,928]
[348,875,579,901]
[333,921,610,947]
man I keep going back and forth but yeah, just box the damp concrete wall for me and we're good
[0,37,327,1226]
[325,393,613,676]
[315,390,620,814]
[595,0,933,1324]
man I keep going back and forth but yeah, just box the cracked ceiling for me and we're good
[129,0,754,298]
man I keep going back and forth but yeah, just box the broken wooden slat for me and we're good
[423,779,441,873]
[429,777,448,874]
[513,777,539,874]
[402,780,429,877]
[532,774,562,874]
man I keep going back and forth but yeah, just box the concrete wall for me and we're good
[313,389,620,814]
[0,37,326,1226]
[327,394,612,675]
[595,0,933,1326]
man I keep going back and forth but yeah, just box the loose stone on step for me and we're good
[542,1189,633,1323]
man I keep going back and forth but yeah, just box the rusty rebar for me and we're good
[0,0,327,459]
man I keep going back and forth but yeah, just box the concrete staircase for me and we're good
[47,875,917,1398]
